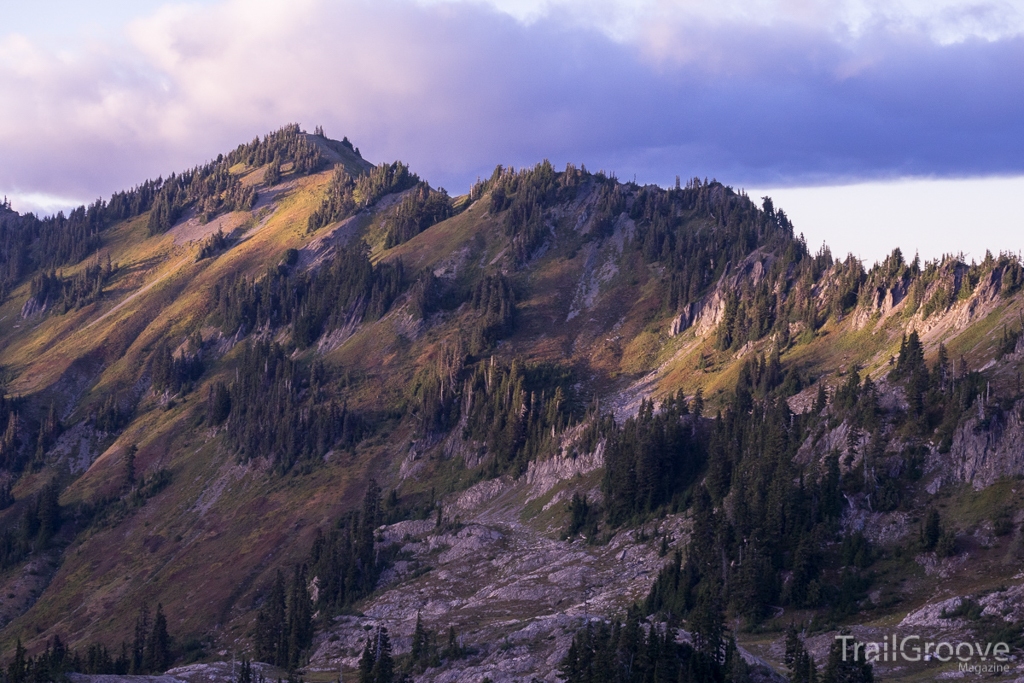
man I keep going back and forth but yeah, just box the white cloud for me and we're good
[1,1,479,198]
[3,191,92,217]
[418,0,1024,44]
[0,0,1021,264]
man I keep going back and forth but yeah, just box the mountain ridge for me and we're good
[0,125,1022,682]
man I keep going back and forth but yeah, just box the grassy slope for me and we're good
[0,168,388,651]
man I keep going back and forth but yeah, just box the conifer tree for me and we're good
[146,603,171,672]
[7,640,27,683]
[370,628,393,683]
[255,570,288,666]
[131,603,150,674]
[124,444,137,490]
[690,579,726,665]
[237,658,253,683]
[358,638,374,683]
[287,565,313,669]
[411,613,425,664]
[785,625,818,683]
[445,625,461,659]
[358,628,393,683]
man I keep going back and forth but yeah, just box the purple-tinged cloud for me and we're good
[0,0,1021,213]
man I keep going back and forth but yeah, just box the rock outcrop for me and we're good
[950,399,1024,489]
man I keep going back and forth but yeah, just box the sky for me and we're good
[1,0,1022,264]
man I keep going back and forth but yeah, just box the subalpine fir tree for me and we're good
[131,603,149,674]
[358,637,374,683]
[370,628,393,683]
[255,570,288,666]
[123,444,137,490]
[358,628,393,683]
[784,625,818,683]
[145,603,171,672]
[410,613,426,664]
[287,564,313,669]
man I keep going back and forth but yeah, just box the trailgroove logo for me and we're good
[836,634,1012,670]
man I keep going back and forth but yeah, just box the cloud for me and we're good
[423,0,1024,45]
[0,0,1022,213]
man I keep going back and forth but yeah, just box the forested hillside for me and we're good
[0,126,1022,682]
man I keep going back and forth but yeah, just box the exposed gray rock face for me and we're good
[793,380,1024,492]
[949,399,1024,489]
[0,551,60,630]
[69,675,185,683]
[979,579,1024,623]
[899,596,970,631]
[523,445,605,503]
[68,661,278,683]
[664,251,776,339]
[48,421,106,474]
[950,265,1004,331]
[306,469,695,682]
[669,303,697,336]
[896,579,1024,635]
[842,509,913,546]
[565,214,630,322]
[20,295,46,319]
[166,662,277,683]
[852,280,909,331]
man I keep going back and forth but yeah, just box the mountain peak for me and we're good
[0,127,1022,682]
